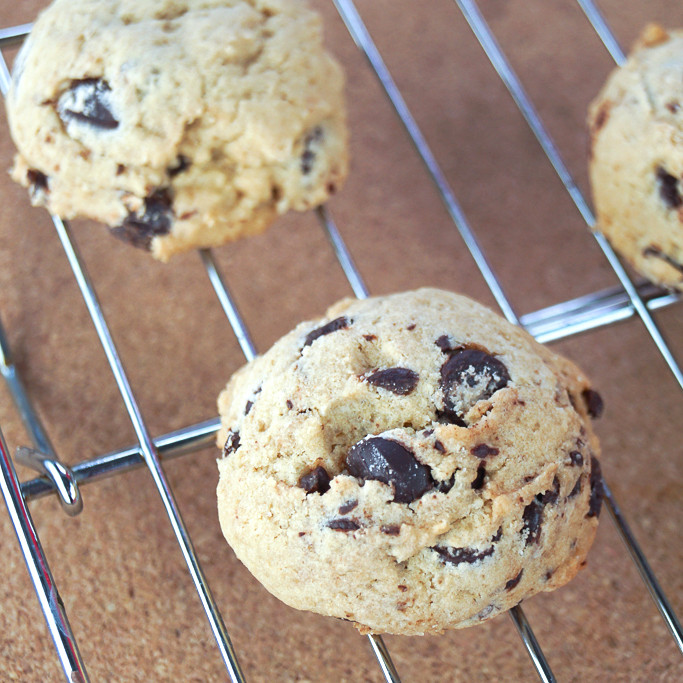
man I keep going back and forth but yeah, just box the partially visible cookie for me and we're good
[7,0,348,261]
[216,288,604,636]
[588,24,683,289]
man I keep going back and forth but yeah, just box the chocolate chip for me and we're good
[569,451,584,467]
[364,367,419,396]
[26,169,48,193]
[406,323,416,331]
[58,78,119,130]
[222,430,240,457]
[298,466,331,494]
[327,518,360,532]
[491,527,503,542]
[168,154,191,177]
[505,569,524,591]
[440,348,510,423]
[433,440,445,453]
[110,188,173,249]
[435,473,455,493]
[587,456,604,518]
[471,443,499,458]
[567,475,582,499]
[363,334,377,342]
[435,335,454,351]
[593,101,611,132]
[582,388,604,419]
[432,543,495,565]
[643,246,683,274]
[286,399,293,410]
[666,101,680,113]
[422,429,434,437]
[522,498,544,546]
[303,316,349,347]
[244,400,253,415]
[339,499,358,514]
[541,476,561,505]
[545,569,555,581]
[397,584,408,592]
[471,462,486,490]
[381,524,401,535]
[656,166,682,209]
[301,126,324,174]
[346,437,434,503]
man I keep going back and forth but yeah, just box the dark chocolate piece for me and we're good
[58,78,119,130]
[222,430,241,457]
[432,543,495,565]
[168,154,191,177]
[471,463,486,490]
[298,466,331,495]
[567,475,582,499]
[435,335,455,351]
[435,473,455,494]
[440,348,510,423]
[303,316,349,347]
[656,166,682,209]
[327,518,360,531]
[587,456,604,518]
[346,437,433,503]
[471,443,499,458]
[522,498,544,546]
[27,169,48,193]
[110,188,173,249]
[301,126,323,174]
[582,388,604,419]
[569,451,584,467]
[338,499,358,515]
[364,367,419,396]
[433,440,445,453]
[505,569,524,591]
[381,524,401,536]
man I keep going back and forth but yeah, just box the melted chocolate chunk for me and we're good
[656,166,682,209]
[338,499,358,514]
[381,524,401,536]
[471,443,499,458]
[440,348,510,423]
[301,126,324,174]
[643,246,683,274]
[582,388,604,419]
[568,475,582,499]
[541,476,561,505]
[505,569,524,591]
[111,188,173,249]
[522,498,544,546]
[471,462,486,490]
[364,367,419,395]
[569,451,584,467]
[27,169,48,193]
[327,518,360,532]
[298,466,331,494]
[168,154,191,177]
[432,543,495,565]
[346,437,434,503]
[587,456,604,518]
[58,78,119,130]
[222,430,240,457]
[303,316,349,347]
[435,472,455,494]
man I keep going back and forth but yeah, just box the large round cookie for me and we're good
[216,288,604,635]
[588,24,683,289]
[6,0,348,261]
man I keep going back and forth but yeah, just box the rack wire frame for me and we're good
[0,1,681,681]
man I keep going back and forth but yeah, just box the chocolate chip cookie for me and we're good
[6,0,348,261]
[588,24,683,289]
[216,288,604,635]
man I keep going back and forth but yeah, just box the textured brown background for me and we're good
[1,1,682,681]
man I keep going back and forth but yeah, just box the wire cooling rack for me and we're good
[1,1,682,681]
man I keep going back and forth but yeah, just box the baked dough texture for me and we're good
[6,0,348,261]
[589,24,683,289]
[216,288,604,635]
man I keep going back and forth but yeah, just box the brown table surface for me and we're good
[1,1,682,681]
